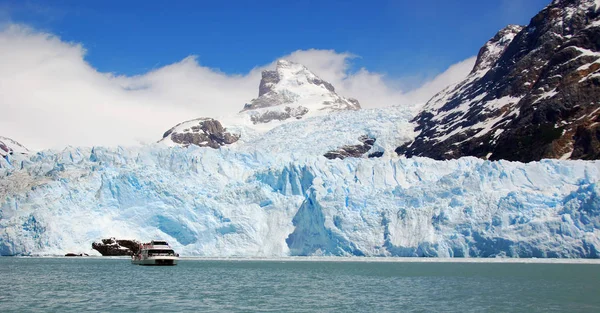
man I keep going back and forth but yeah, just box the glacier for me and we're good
[1,55,600,258]
[1,141,600,257]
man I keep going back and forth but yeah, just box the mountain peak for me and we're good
[275,59,298,68]
[257,60,336,97]
[550,0,600,11]
[242,60,360,124]
[159,60,361,149]
[472,24,524,73]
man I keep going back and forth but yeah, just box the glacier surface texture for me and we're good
[1,145,600,258]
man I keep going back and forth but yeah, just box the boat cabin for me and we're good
[146,249,176,256]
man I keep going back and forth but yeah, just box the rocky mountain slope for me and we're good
[397,0,600,162]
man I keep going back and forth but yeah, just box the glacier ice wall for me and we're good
[1,146,600,257]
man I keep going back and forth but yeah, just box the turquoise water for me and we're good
[1,258,599,312]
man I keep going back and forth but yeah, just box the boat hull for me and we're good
[132,256,179,266]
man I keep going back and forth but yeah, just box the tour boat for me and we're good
[131,240,179,266]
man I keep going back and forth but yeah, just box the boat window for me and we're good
[148,249,175,256]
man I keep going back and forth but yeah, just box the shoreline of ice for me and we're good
[5,255,600,264]
[178,256,600,264]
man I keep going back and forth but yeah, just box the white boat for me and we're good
[131,240,179,266]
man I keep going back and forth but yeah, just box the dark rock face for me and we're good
[0,141,10,157]
[324,135,379,159]
[258,70,280,97]
[162,118,240,148]
[307,76,336,93]
[242,91,297,111]
[397,0,600,162]
[92,238,141,256]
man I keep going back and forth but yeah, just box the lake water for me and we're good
[1,257,599,312]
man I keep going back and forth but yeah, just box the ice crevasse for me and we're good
[1,145,599,258]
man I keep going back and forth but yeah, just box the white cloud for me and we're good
[284,49,476,111]
[0,24,475,150]
[403,57,477,103]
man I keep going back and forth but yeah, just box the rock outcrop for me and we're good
[397,0,600,162]
[161,118,240,148]
[324,135,380,159]
[91,238,141,256]
[0,136,29,157]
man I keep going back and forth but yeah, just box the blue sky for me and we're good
[2,0,549,79]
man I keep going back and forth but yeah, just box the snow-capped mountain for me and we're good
[0,136,29,158]
[397,0,600,162]
[160,59,362,149]
[241,60,360,124]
